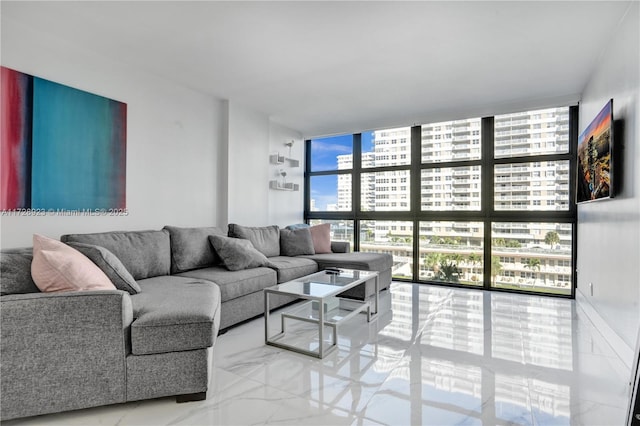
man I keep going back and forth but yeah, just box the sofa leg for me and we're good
[176,392,206,403]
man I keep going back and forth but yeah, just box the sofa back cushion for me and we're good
[228,224,280,257]
[163,226,225,273]
[0,248,40,295]
[61,230,171,280]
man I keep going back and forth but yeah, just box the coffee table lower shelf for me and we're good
[264,269,379,359]
[266,298,372,358]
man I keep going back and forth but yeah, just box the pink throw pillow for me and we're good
[31,234,116,293]
[309,224,332,254]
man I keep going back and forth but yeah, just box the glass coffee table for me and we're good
[264,268,379,358]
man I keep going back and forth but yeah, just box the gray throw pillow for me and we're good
[280,228,315,256]
[209,235,272,271]
[67,242,141,295]
[228,224,280,257]
[0,249,40,295]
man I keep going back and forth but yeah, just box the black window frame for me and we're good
[305,106,578,298]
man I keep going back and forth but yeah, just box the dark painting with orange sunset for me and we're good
[577,100,612,203]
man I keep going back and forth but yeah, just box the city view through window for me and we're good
[306,107,575,296]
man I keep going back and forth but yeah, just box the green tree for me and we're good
[524,257,541,271]
[545,231,560,249]
[493,238,506,247]
[424,252,443,274]
[506,240,522,248]
[467,253,482,278]
[491,256,503,285]
[524,257,542,286]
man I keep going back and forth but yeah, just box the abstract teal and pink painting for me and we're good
[1,66,126,211]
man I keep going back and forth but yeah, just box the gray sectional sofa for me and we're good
[0,224,392,421]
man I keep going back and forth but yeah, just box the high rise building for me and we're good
[329,108,572,290]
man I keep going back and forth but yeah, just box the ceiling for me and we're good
[1,1,633,137]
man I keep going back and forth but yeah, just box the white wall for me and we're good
[576,2,640,365]
[225,102,303,228]
[0,18,225,248]
[226,102,271,226]
[268,122,304,226]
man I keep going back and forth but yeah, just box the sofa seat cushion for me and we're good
[61,230,171,280]
[267,256,318,283]
[177,266,276,303]
[130,276,221,355]
[301,252,393,272]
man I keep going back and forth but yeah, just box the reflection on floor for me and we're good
[5,283,631,426]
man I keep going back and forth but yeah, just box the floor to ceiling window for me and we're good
[305,106,577,297]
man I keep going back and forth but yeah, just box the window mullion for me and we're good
[482,117,494,290]
[411,125,422,282]
[353,134,362,251]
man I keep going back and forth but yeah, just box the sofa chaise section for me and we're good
[59,230,221,404]
[126,275,220,402]
[130,275,221,355]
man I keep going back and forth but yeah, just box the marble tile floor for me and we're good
[5,282,632,426]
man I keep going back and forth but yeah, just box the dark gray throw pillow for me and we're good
[209,235,272,271]
[228,224,280,257]
[280,228,315,256]
[67,242,141,295]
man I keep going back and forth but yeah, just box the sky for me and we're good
[310,132,375,210]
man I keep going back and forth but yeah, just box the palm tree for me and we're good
[523,257,541,286]
[524,258,541,271]
[424,252,443,275]
[467,253,482,280]
[491,256,503,285]
[545,231,560,249]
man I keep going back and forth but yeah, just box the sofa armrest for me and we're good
[331,241,351,253]
[0,290,133,421]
